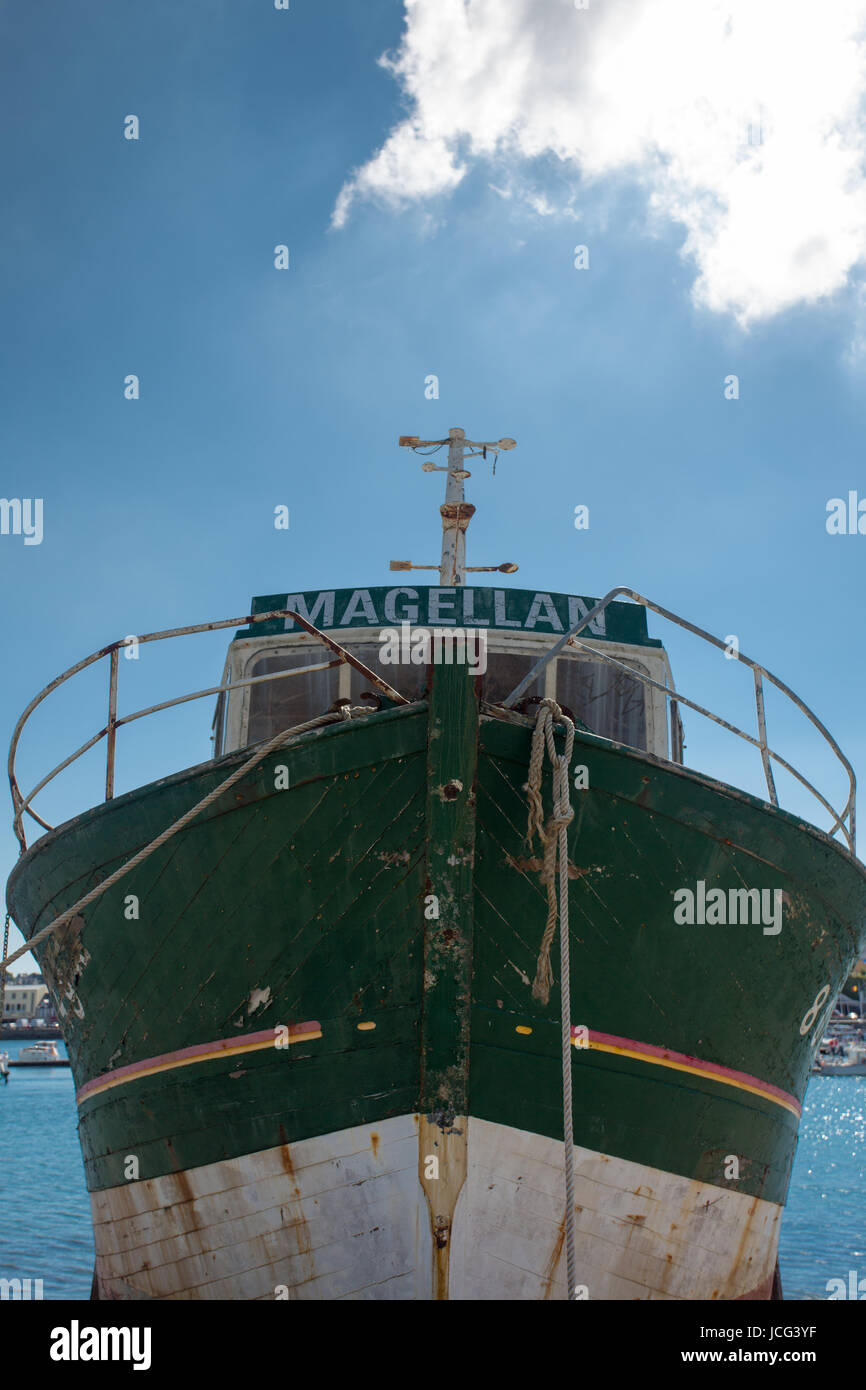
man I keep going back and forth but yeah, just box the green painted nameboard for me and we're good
[237,586,660,647]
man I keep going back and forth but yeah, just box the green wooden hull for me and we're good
[8,694,866,1297]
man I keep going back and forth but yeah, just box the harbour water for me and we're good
[0,1056,862,1301]
[779,1078,866,1300]
[0,1039,93,1300]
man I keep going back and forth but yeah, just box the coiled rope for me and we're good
[525,698,578,1302]
[0,706,371,972]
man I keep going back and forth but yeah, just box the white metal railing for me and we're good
[8,609,411,852]
[502,587,857,854]
[8,590,858,858]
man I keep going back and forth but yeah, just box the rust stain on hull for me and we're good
[277,1128,314,1269]
[542,1216,567,1299]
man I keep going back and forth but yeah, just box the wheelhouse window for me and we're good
[481,652,544,706]
[247,651,340,744]
[345,643,428,705]
[238,635,652,754]
[556,655,647,749]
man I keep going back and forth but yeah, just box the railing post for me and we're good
[669,698,682,763]
[753,668,778,806]
[105,648,119,801]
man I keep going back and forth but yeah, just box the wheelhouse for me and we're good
[213,584,681,762]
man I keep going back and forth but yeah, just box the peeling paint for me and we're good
[246,986,272,1015]
[377,850,411,865]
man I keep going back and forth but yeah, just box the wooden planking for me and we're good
[78,1031,421,1191]
[13,710,432,1189]
[91,1113,780,1301]
[475,717,866,1097]
[79,744,425,1069]
[469,1010,797,1204]
[449,1118,780,1301]
[468,715,866,1210]
[14,707,427,1069]
[92,1115,432,1302]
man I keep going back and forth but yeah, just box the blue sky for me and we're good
[3,0,866,968]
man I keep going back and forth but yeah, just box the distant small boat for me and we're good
[0,1052,9,1083]
[10,1041,69,1067]
[812,1041,866,1076]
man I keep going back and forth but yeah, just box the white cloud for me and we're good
[333,0,866,325]
[487,177,579,218]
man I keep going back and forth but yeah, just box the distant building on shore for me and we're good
[2,975,48,1019]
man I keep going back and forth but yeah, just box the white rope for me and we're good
[525,698,578,1302]
[0,707,370,972]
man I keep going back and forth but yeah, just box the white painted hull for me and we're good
[91,1115,780,1300]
